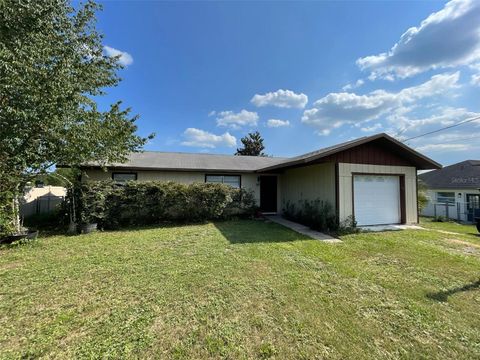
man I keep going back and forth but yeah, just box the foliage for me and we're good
[70,181,256,229]
[417,179,429,211]
[34,168,79,187]
[235,131,266,156]
[336,215,360,236]
[0,0,152,235]
[283,199,338,232]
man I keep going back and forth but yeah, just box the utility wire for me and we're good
[403,115,480,142]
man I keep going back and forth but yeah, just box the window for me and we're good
[112,172,137,183]
[436,192,455,204]
[205,175,241,188]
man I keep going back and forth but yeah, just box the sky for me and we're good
[94,0,480,166]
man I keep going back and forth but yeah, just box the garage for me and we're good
[353,175,401,226]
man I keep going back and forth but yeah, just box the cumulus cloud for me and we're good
[215,110,259,129]
[266,119,290,128]
[471,73,480,85]
[301,72,460,135]
[251,89,308,109]
[342,79,365,91]
[415,143,470,152]
[181,128,236,148]
[356,0,480,79]
[104,46,134,66]
[360,123,383,132]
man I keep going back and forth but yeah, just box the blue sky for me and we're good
[95,0,480,166]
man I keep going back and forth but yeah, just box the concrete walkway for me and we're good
[265,215,341,243]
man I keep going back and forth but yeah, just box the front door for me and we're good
[467,194,480,222]
[260,176,277,213]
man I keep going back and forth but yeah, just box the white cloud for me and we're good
[342,79,365,91]
[266,119,290,128]
[471,73,480,86]
[415,143,469,152]
[301,72,460,135]
[216,109,259,129]
[181,128,236,148]
[356,0,480,79]
[360,123,383,132]
[251,89,308,109]
[103,45,134,66]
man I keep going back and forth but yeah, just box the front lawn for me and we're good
[1,220,479,359]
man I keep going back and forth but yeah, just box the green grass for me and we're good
[1,220,479,359]
[420,216,479,236]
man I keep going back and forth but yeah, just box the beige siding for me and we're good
[338,163,417,224]
[280,163,336,212]
[82,169,260,205]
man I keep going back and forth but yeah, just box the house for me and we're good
[80,133,440,226]
[419,160,480,223]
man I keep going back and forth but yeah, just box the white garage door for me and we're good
[353,175,401,226]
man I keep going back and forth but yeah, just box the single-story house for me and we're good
[419,160,480,223]
[80,133,441,226]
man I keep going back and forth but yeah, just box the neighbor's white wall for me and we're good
[279,163,336,213]
[421,189,475,222]
[82,169,261,206]
[338,163,417,224]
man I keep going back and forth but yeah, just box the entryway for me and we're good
[259,176,277,213]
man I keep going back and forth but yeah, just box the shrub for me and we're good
[282,199,338,232]
[69,180,256,230]
[283,199,359,235]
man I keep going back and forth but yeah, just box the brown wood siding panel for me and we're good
[322,142,411,166]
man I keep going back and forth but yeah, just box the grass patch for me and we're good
[1,220,479,359]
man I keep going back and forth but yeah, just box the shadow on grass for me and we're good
[214,220,309,244]
[427,279,480,302]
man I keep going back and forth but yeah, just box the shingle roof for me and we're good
[81,133,441,172]
[419,160,480,189]
[84,151,288,173]
[257,133,442,171]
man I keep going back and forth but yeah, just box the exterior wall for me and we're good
[338,163,417,224]
[421,189,480,223]
[82,169,261,206]
[279,163,336,212]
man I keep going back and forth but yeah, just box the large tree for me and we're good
[235,131,266,156]
[0,0,153,234]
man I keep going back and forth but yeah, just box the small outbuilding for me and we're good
[80,133,441,226]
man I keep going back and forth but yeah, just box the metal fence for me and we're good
[20,195,65,218]
[422,201,480,223]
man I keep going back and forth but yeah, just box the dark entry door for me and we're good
[467,194,480,222]
[260,176,277,212]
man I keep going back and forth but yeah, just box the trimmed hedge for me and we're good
[69,181,256,229]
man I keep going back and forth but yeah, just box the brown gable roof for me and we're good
[257,133,441,171]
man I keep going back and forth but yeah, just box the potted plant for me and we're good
[78,184,106,234]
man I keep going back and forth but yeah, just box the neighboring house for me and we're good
[78,133,440,226]
[419,160,480,223]
[21,185,67,218]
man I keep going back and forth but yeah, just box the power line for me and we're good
[403,115,480,142]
